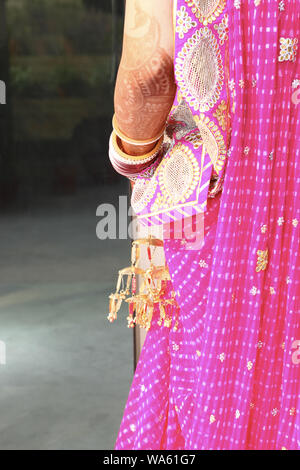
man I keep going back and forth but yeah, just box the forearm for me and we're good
[114,0,176,156]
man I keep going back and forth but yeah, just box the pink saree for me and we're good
[115,0,300,450]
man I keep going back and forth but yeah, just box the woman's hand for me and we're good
[114,0,176,156]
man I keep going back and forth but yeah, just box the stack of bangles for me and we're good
[109,114,165,181]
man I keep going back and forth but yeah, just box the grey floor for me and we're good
[0,183,133,450]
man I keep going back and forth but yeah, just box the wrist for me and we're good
[112,114,166,156]
[121,140,157,156]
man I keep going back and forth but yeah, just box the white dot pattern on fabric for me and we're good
[115,0,300,451]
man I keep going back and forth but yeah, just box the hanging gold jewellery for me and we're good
[108,236,179,332]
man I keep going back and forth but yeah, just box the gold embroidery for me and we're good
[277,216,285,226]
[256,249,268,273]
[219,352,225,362]
[194,114,227,174]
[250,286,258,296]
[292,79,300,89]
[185,0,226,25]
[213,100,228,130]
[131,178,158,214]
[185,131,203,149]
[261,224,267,234]
[278,37,298,63]
[176,5,197,39]
[229,78,236,113]
[150,144,201,212]
[214,14,229,45]
[199,259,208,268]
[175,28,224,112]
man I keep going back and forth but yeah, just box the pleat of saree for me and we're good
[115,0,300,450]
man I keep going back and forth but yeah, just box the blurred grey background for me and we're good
[0,0,133,450]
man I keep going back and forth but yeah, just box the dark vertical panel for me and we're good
[0,0,126,208]
[0,0,16,209]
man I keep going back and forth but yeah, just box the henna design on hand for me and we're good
[114,0,176,155]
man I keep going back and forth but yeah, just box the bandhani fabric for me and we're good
[131,0,230,226]
[115,0,300,450]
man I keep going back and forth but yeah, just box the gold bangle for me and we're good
[112,114,166,147]
[111,131,164,164]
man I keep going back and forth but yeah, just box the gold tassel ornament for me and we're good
[108,236,179,331]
